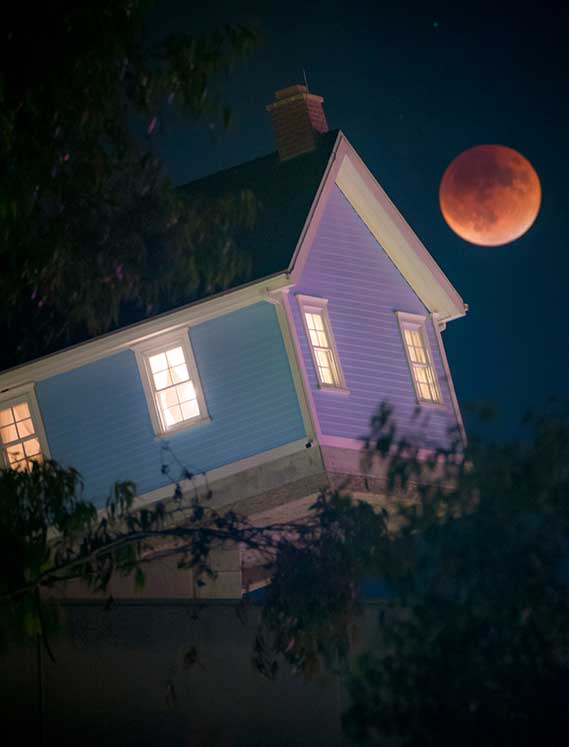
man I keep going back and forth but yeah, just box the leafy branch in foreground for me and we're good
[0,458,372,657]
[253,494,390,680]
[3,400,569,746]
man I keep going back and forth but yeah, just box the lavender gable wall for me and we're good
[291,185,461,450]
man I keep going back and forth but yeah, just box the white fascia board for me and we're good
[327,134,466,322]
[0,273,291,391]
[288,131,344,282]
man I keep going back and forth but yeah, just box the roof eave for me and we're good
[287,130,344,277]
[0,272,291,389]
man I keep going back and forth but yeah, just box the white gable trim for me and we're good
[289,132,467,323]
[268,290,317,443]
[0,274,291,392]
[279,287,324,443]
[432,313,467,447]
[288,131,344,282]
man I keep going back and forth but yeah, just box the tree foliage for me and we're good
[342,402,569,745]
[1,2,258,367]
[253,493,390,680]
[2,399,568,744]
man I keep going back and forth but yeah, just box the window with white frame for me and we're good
[134,330,209,435]
[297,295,347,390]
[0,386,49,471]
[396,312,442,404]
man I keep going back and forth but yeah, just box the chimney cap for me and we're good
[267,84,324,113]
[275,84,307,100]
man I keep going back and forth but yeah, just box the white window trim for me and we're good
[133,329,210,437]
[395,311,444,407]
[296,294,349,393]
[0,382,51,468]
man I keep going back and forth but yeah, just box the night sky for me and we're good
[149,1,568,440]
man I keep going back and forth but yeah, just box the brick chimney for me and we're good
[266,84,329,161]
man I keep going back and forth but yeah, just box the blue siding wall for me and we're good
[37,303,305,506]
[291,185,461,449]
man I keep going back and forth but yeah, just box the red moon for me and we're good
[439,145,541,246]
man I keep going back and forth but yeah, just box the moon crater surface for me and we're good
[439,145,541,246]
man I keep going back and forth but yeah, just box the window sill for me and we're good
[154,414,211,440]
[415,400,446,411]
[317,385,351,395]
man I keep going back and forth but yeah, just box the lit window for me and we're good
[134,331,209,435]
[396,312,442,404]
[297,295,346,390]
[0,386,49,471]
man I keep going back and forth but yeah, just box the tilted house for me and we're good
[0,85,466,597]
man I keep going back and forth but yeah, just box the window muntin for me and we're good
[0,397,44,471]
[304,310,340,386]
[134,331,208,435]
[148,346,201,428]
[297,295,346,390]
[397,313,442,404]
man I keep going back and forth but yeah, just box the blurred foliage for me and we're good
[340,400,569,745]
[0,2,259,367]
[2,400,568,746]
[253,493,390,680]
[0,461,133,651]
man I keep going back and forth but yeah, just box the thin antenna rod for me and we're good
[302,68,309,92]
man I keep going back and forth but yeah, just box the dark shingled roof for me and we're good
[179,129,339,283]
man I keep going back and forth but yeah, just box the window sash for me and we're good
[297,296,346,390]
[0,386,49,471]
[305,311,339,386]
[397,314,442,405]
[134,331,208,436]
[147,345,201,430]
